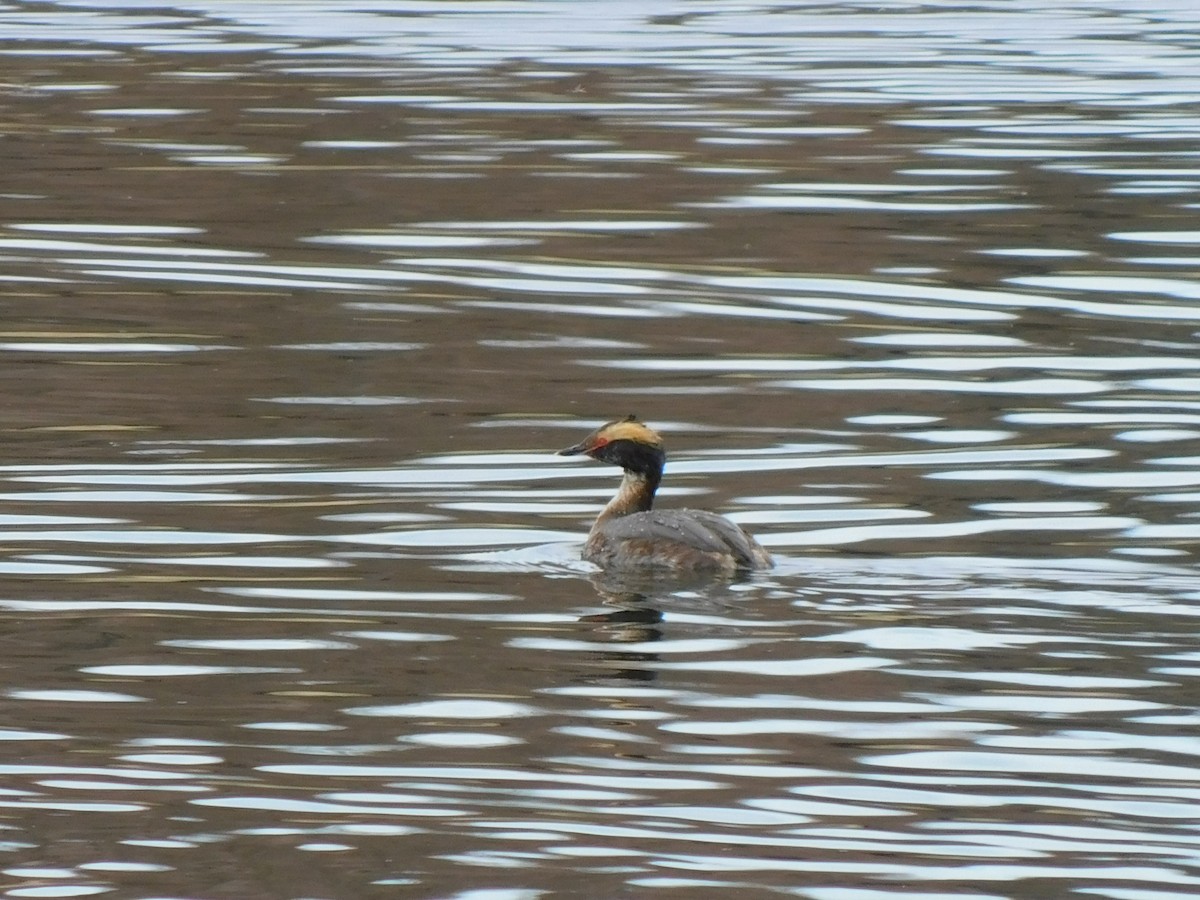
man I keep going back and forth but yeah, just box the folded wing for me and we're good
[597,508,772,570]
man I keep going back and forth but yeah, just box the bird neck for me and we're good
[598,467,661,523]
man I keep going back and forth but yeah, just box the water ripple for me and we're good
[3,4,1200,900]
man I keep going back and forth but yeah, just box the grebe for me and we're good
[559,416,773,573]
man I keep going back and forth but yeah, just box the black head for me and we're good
[559,415,666,476]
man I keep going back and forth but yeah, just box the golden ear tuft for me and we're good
[599,416,663,447]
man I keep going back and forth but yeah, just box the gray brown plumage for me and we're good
[559,416,773,573]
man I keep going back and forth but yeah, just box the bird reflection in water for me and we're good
[577,588,664,682]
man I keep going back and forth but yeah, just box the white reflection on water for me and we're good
[868,750,1200,782]
[81,665,299,677]
[0,341,233,353]
[259,765,723,792]
[769,516,1140,550]
[306,232,534,249]
[0,529,291,545]
[25,553,343,569]
[3,4,1200,900]
[1014,274,1200,299]
[399,733,521,749]
[702,194,1033,213]
[595,354,1200,373]
[347,700,538,719]
[10,224,202,235]
[777,376,1108,394]
[0,236,255,257]
[162,638,355,651]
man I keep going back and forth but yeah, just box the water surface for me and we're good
[2,2,1200,898]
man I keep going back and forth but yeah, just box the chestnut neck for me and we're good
[598,469,660,522]
[596,445,663,524]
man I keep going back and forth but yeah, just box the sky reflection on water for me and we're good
[2,1,1200,899]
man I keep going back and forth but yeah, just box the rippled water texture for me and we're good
[3,2,1200,898]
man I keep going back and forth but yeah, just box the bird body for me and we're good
[559,416,772,573]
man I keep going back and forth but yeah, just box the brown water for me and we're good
[3,2,1200,898]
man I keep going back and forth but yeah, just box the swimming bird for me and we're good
[559,415,773,573]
